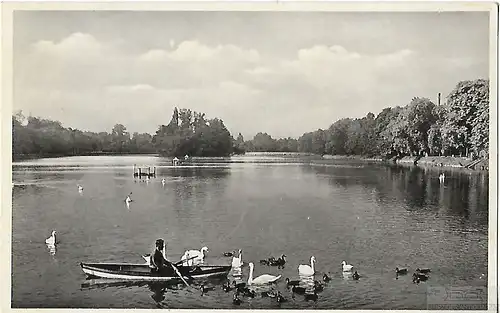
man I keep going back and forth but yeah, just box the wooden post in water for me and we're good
[148,167,151,177]
[139,168,142,177]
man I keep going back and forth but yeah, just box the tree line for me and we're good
[239,79,489,159]
[12,78,489,160]
[12,108,235,159]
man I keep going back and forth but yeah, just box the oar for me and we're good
[168,261,193,289]
[145,255,197,266]
[174,256,197,266]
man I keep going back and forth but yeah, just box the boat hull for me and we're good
[81,262,231,281]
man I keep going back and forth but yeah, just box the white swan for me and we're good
[181,246,208,266]
[45,230,57,245]
[439,173,445,183]
[125,195,132,204]
[298,256,316,276]
[247,262,281,285]
[231,249,243,268]
[78,185,84,192]
[342,260,354,272]
[161,178,166,186]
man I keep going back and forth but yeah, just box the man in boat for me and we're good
[150,239,173,274]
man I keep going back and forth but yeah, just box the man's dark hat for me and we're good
[156,239,164,245]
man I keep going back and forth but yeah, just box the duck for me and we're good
[276,291,287,303]
[352,271,361,280]
[200,283,215,295]
[77,185,84,192]
[396,267,408,275]
[222,280,233,292]
[413,272,429,282]
[232,293,243,305]
[247,262,282,285]
[416,268,431,274]
[285,277,300,287]
[313,281,324,292]
[181,246,208,266]
[291,285,306,294]
[161,178,166,186]
[270,254,287,268]
[261,290,277,298]
[298,256,316,276]
[223,251,234,257]
[323,273,332,282]
[260,256,276,266]
[231,249,243,268]
[304,291,318,301]
[233,281,246,290]
[341,260,354,272]
[240,287,256,298]
[45,230,57,245]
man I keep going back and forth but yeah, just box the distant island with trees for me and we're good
[13,79,489,163]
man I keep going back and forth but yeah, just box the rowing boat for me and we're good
[80,262,231,281]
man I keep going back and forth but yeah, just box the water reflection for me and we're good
[149,282,167,306]
[171,168,230,221]
[46,243,56,256]
[302,163,488,224]
[297,275,315,289]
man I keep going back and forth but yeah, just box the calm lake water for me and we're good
[11,154,489,309]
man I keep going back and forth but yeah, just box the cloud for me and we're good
[166,40,260,63]
[32,32,102,57]
[15,31,486,138]
[136,40,261,89]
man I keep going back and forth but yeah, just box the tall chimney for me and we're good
[437,92,441,105]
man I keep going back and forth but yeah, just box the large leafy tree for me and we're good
[153,108,234,157]
[324,118,351,155]
[442,79,489,158]
[110,124,130,153]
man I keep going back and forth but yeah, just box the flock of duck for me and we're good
[140,246,433,306]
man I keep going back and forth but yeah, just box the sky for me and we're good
[13,10,490,140]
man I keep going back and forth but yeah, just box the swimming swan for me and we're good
[232,249,243,268]
[181,246,208,266]
[298,256,316,276]
[342,260,354,272]
[125,193,133,204]
[45,230,57,245]
[247,262,281,285]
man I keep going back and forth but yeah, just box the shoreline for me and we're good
[321,154,489,172]
[12,152,159,162]
[12,152,489,172]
